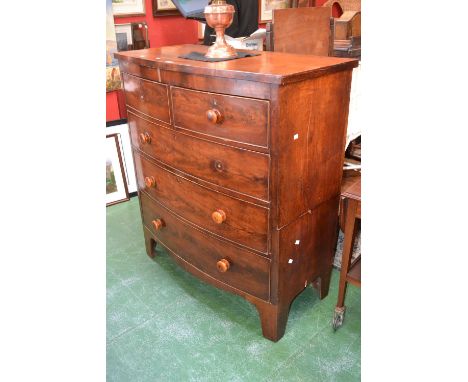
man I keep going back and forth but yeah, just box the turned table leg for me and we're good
[333,197,358,330]
[337,198,358,308]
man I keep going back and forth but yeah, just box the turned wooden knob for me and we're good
[211,209,226,224]
[206,109,222,124]
[151,218,165,231]
[216,259,230,273]
[144,176,156,188]
[139,132,151,144]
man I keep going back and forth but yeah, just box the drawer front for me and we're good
[129,112,269,201]
[135,152,269,253]
[140,192,270,300]
[122,73,171,124]
[171,86,269,148]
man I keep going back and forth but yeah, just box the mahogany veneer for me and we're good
[116,44,358,341]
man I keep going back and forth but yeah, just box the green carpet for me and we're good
[107,197,361,381]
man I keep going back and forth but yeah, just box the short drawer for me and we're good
[122,73,170,124]
[129,112,269,201]
[134,151,269,253]
[140,192,270,300]
[171,86,269,148]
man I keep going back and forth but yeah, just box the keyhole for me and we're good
[214,160,224,172]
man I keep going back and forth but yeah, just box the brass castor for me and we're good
[332,306,346,331]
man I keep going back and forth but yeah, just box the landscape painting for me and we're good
[112,0,146,17]
[106,134,129,206]
[106,0,122,92]
[259,0,290,23]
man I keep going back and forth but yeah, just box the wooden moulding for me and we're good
[115,44,358,86]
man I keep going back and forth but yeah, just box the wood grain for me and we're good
[273,7,332,56]
[172,86,270,148]
[133,151,270,254]
[122,73,171,124]
[273,70,353,227]
[140,192,271,300]
[115,44,358,85]
[129,112,270,201]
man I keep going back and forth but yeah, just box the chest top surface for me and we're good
[115,44,358,85]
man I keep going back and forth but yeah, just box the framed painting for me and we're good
[114,22,149,51]
[259,0,290,23]
[112,0,146,17]
[152,0,180,16]
[115,23,133,51]
[106,134,130,206]
[107,0,122,92]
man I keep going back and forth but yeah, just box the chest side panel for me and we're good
[274,70,353,228]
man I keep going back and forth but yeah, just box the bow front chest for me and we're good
[116,45,358,341]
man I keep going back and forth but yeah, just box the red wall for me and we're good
[114,0,199,48]
[315,0,343,17]
[107,0,199,122]
[106,92,121,122]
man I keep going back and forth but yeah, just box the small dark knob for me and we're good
[144,176,156,188]
[216,259,230,273]
[151,218,165,231]
[139,132,151,144]
[206,109,223,124]
[211,209,226,224]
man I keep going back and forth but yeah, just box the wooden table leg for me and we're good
[333,197,358,329]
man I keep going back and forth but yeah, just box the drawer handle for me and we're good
[144,176,156,188]
[211,209,226,224]
[139,132,151,144]
[151,218,165,231]
[206,109,223,124]
[216,259,230,273]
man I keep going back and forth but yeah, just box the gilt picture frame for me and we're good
[106,134,130,206]
[152,0,180,16]
[259,0,290,23]
[112,0,146,17]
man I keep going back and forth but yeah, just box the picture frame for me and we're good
[258,0,291,23]
[115,23,133,51]
[114,22,149,51]
[106,134,130,206]
[112,0,146,17]
[152,0,180,17]
[106,122,138,194]
[107,0,122,92]
[197,21,205,40]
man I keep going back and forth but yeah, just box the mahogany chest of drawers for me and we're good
[116,45,358,341]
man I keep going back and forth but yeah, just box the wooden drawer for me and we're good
[134,151,269,254]
[129,112,270,201]
[122,73,170,124]
[171,86,269,148]
[140,192,270,300]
